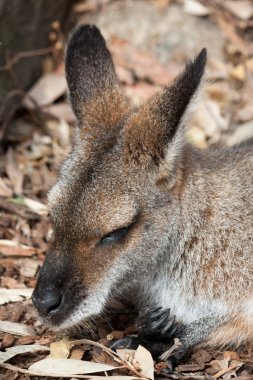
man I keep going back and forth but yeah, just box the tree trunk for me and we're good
[0,0,73,127]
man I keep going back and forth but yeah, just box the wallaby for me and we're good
[32,24,253,369]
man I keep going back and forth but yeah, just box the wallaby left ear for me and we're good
[124,48,207,185]
[65,24,129,149]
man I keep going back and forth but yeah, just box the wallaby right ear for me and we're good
[65,24,128,135]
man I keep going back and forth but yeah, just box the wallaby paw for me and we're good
[136,306,178,341]
[109,336,141,351]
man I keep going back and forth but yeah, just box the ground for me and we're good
[1,0,253,379]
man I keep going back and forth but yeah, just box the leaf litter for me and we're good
[1,0,253,379]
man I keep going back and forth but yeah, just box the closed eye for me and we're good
[99,226,130,246]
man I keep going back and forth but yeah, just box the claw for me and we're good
[161,315,176,332]
[110,337,141,351]
[151,311,170,330]
[138,307,171,329]
[140,306,162,317]
[162,322,178,337]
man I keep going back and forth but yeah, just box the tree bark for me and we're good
[0,0,73,126]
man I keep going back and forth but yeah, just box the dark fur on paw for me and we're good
[110,307,187,373]
[136,306,179,341]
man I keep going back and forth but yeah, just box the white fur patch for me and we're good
[138,276,228,324]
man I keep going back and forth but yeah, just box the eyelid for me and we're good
[99,213,139,246]
[98,227,128,246]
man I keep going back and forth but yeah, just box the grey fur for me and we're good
[32,25,253,354]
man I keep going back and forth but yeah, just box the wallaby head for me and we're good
[32,24,206,329]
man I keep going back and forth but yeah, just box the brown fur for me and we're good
[32,25,253,355]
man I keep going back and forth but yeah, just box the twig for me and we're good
[0,45,55,139]
[70,339,148,379]
[213,362,242,379]
[0,88,46,141]
[158,339,182,361]
[0,47,53,72]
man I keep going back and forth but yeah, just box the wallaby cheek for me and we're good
[74,243,116,290]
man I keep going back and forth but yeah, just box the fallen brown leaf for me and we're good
[29,358,118,375]
[48,340,73,359]
[0,288,33,305]
[6,148,23,196]
[19,259,39,278]
[0,178,13,198]
[226,0,253,21]
[0,321,35,336]
[23,198,48,216]
[23,72,67,109]
[0,344,49,364]
[134,346,154,380]
[0,240,36,257]
[183,0,210,16]
[110,37,176,87]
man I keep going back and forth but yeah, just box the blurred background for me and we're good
[0,0,253,375]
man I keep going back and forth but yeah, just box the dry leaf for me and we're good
[0,288,33,305]
[1,362,135,380]
[19,259,39,278]
[70,348,85,360]
[1,276,26,289]
[0,177,13,197]
[0,321,35,336]
[6,148,23,195]
[0,240,36,257]
[49,340,73,359]
[24,73,67,109]
[236,99,253,122]
[213,361,243,379]
[110,38,176,87]
[23,198,47,216]
[116,66,134,85]
[183,0,210,16]
[231,58,253,82]
[44,102,75,123]
[116,349,136,363]
[134,346,154,380]
[191,349,212,365]
[230,65,245,81]
[29,358,117,375]
[223,351,240,361]
[187,126,207,148]
[226,0,253,20]
[0,344,49,363]
[194,98,228,143]
[46,118,70,148]
[227,121,253,146]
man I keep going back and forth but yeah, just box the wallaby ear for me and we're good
[124,48,207,186]
[65,24,128,146]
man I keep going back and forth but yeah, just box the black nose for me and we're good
[32,288,63,317]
